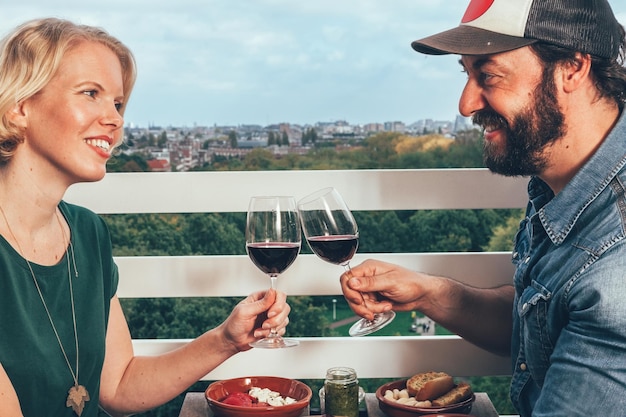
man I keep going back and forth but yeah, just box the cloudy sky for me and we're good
[2,1,626,128]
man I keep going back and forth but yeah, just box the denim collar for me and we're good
[530,111,626,245]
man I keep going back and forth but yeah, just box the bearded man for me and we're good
[340,1,626,415]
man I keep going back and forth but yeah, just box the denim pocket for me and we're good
[518,281,553,387]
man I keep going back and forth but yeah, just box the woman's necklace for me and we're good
[0,205,89,416]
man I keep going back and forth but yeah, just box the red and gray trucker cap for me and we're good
[411,0,622,59]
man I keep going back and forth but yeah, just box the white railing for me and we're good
[64,169,528,381]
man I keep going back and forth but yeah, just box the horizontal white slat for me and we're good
[116,252,514,298]
[132,336,511,380]
[64,169,528,214]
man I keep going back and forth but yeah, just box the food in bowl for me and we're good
[376,372,475,416]
[407,371,454,401]
[206,376,312,417]
[222,391,255,406]
[221,386,297,407]
[383,371,472,407]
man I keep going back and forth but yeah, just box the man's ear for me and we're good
[560,52,592,94]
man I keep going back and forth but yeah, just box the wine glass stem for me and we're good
[269,275,279,338]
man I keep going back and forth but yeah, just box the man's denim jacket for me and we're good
[510,111,626,416]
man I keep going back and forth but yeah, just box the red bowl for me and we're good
[205,376,312,417]
[376,379,475,417]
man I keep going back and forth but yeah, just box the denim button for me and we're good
[520,363,527,371]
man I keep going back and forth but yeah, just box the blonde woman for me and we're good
[0,18,291,417]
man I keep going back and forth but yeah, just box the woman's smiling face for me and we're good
[16,40,126,184]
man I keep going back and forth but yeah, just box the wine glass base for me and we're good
[249,336,300,349]
[349,310,396,337]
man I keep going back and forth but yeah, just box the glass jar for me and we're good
[323,366,359,417]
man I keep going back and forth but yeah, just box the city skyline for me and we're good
[129,115,463,130]
[2,1,626,127]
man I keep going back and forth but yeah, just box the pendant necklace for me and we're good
[0,206,89,416]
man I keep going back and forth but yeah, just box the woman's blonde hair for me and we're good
[0,18,137,163]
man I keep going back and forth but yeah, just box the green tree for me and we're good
[167,298,236,337]
[363,132,401,165]
[104,214,192,256]
[485,210,524,251]
[228,130,238,148]
[107,153,150,172]
[267,131,276,146]
[183,213,245,255]
[158,131,168,148]
[243,148,274,171]
[444,130,485,168]
[278,296,331,337]
[121,297,238,339]
[302,127,318,146]
[355,211,409,253]
[404,209,503,252]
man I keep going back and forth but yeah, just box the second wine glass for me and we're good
[246,196,301,348]
[298,187,395,336]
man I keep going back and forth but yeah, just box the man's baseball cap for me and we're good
[412,0,623,59]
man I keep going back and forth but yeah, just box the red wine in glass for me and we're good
[306,235,358,265]
[247,242,300,275]
[246,196,301,348]
[298,187,395,336]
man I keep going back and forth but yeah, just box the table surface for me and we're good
[179,392,500,417]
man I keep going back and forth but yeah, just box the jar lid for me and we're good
[326,366,357,381]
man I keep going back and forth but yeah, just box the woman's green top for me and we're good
[0,201,118,416]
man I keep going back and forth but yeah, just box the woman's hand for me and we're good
[219,288,291,352]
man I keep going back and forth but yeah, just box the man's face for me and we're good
[459,48,566,177]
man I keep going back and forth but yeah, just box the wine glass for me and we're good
[298,187,395,336]
[246,196,301,348]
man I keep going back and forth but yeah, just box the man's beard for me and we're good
[472,69,566,177]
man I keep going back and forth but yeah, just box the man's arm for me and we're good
[341,259,514,356]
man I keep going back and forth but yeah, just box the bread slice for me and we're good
[431,382,473,407]
[406,371,455,401]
